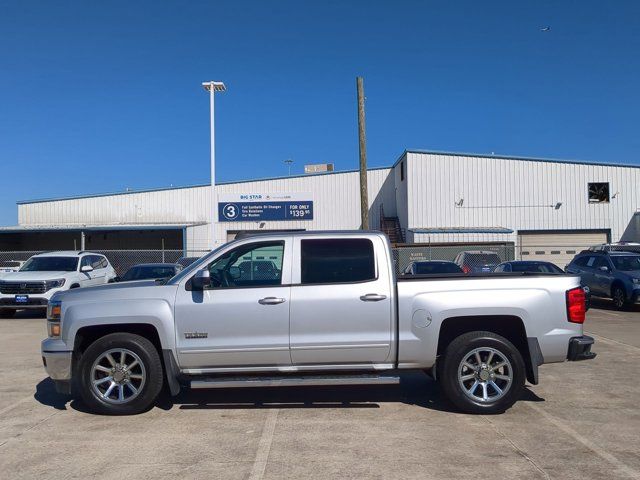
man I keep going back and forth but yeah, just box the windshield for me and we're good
[122,266,176,281]
[20,256,78,272]
[511,263,563,273]
[414,262,462,274]
[611,256,640,272]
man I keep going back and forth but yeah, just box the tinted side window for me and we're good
[207,241,284,289]
[586,256,597,268]
[573,256,590,267]
[301,239,375,284]
[80,256,92,269]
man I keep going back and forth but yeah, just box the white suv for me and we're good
[0,251,116,318]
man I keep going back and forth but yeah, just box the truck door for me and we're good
[174,239,292,369]
[289,236,393,366]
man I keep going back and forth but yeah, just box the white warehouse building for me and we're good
[2,150,640,267]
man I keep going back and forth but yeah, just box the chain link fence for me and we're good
[0,250,210,277]
[393,244,515,274]
[0,243,623,277]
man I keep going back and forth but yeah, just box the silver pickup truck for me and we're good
[41,231,595,415]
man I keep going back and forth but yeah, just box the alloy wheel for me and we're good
[457,347,513,403]
[90,348,146,404]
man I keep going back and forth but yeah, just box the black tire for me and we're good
[439,331,525,414]
[0,309,15,318]
[612,286,629,310]
[77,333,163,415]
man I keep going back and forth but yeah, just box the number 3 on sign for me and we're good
[222,203,239,220]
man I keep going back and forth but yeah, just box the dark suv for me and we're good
[565,250,640,309]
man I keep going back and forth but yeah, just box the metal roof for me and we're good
[0,223,204,233]
[410,227,514,234]
[16,166,391,205]
[400,149,640,170]
[15,149,640,206]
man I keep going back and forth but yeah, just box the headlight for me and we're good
[45,279,66,290]
[47,300,62,338]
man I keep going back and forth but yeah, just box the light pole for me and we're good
[202,80,226,247]
[284,158,293,176]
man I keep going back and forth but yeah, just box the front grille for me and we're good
[0,282,47,294]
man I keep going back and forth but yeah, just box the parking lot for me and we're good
[0,302,638,480]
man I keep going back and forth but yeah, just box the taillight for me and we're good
[462,265,471,274]
[566,287,586,324]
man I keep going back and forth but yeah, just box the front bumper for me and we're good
[0,288,63,309]
[42,350,72,380]
[567,335,597,361]
[0,298,49,309]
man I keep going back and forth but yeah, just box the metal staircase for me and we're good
[379,204,405,244]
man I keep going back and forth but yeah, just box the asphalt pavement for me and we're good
[0,305,638,479]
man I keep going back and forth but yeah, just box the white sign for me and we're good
[218,193,312,203]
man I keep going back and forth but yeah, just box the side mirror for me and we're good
[229,266,241,280]
[191,269,211,290]
[81,265,94,273]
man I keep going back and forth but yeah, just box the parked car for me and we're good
[493,261,564,274]
[454,251,502,273]
[565,250,640,309]
[589,242,640,254]
[42,232,594,416]
[403,260,463,275]
[118,263,183,282]
[0,260,24,278]
[0,251,116,318]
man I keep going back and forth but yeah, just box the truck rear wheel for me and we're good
[77,333,163,415]
[439,331,525,414]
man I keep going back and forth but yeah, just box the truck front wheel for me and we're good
[439,331,525,414]
[77,333,164,415]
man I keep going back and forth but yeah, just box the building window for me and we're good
[588,182,609,203]
[400,161,405,181]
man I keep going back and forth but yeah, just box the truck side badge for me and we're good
[184,332,208,339]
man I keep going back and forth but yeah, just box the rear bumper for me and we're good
[567,335,596,361]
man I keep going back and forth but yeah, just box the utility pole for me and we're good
[357,76,369,229]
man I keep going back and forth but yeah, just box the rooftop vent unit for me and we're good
[304,163,334,174]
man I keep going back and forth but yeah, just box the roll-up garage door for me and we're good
[518,231,609,269]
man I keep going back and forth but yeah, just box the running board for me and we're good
[189,374,400,389]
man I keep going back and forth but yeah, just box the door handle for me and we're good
[360,293,387,302]
[258,297,286,305]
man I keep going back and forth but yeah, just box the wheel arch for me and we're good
[610,279,626,297]
[437,315,538,385]
[72,323,180,396]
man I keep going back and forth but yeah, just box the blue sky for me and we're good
[1,1,639,225]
